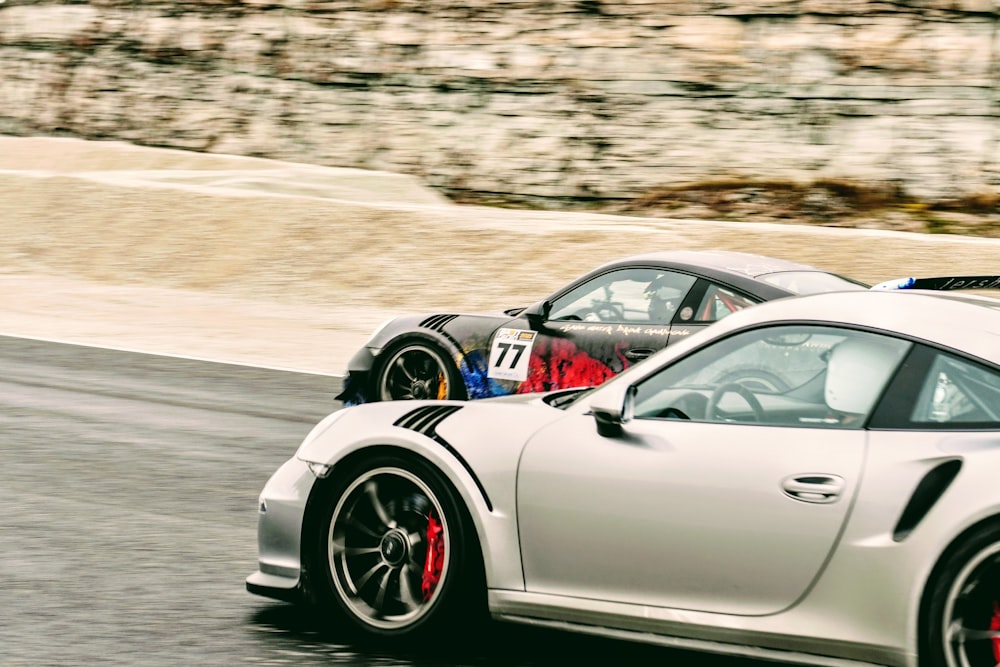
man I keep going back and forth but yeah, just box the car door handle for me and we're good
[624,347,656,361]
[781,474,845,504]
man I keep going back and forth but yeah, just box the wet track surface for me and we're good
[1,336,774,666]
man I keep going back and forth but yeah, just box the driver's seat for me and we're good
[824,336,903,422]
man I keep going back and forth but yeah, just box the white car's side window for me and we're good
[548,268,696,324]
[632,325,911,428]
[911,354,1000,425]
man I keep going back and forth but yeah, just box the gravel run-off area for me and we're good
[3,136,999,375]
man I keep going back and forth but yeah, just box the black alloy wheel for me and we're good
[375,342,462,401]
[922,524,1000,667]
[315,455,484,640]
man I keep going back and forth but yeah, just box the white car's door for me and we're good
[517,324,912,616]
[517,416,863,615]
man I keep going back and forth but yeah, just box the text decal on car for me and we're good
[487,329,538,381]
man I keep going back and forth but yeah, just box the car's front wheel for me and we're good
[313,455,484,641]
[921,523,1000,667]
[374,341,464,402]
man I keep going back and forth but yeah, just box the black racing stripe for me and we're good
[393,405,493,511]
[395,404,461,434]
[417,405,461,433]
[419,314,459,331]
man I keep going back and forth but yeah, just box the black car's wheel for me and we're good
[314,455,484,641]
[374,341,464,402]
[921,523,1000,667]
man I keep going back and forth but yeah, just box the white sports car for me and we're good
[248,289,1000,667]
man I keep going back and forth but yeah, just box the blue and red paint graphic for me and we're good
[515,337,621,393]
[459,337,626,397]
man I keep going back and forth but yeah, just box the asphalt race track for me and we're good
[1,336,774,666]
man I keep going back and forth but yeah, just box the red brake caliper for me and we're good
[422,515,444,601]
[990,600,1000,663]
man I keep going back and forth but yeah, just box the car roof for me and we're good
[602,250,831,278]
[581,250,862,300]
[708,289,1000,365]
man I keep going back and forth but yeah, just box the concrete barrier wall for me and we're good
[1,1,997,201]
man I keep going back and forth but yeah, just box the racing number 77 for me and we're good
[493,342,527,370]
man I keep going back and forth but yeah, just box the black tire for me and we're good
[920,523,1000,667]
[372,340,465,402]
[312,454,485,642]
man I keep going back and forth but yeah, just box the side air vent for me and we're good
[392,404,492,511]
[893,459,963,542]
[419,314,459,332]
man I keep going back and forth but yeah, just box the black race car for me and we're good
[336,250,868,405]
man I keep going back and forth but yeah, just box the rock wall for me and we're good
[1,0,998,202]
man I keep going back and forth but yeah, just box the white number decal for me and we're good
[487,329,537,381]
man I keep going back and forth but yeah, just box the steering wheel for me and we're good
[574,301,626,322]
[654,391,709,420]
[706,382,765,422]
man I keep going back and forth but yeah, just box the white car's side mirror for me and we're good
[589,384,635,437]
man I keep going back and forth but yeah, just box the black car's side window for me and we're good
[548,269,697,324]
[686,283,758,323]
[632,325,911,428]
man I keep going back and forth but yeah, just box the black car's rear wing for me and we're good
[871,276,1000,291]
